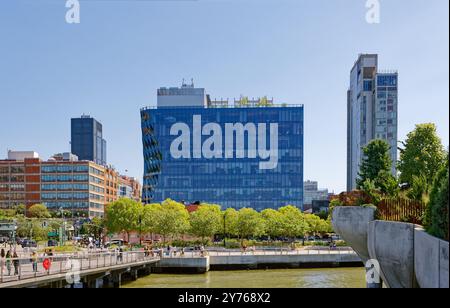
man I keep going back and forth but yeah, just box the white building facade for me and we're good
[347,54,398,191]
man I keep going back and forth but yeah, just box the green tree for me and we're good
[16,217,50,241]
[360,179,382,205]
[142,203,162,236]
[189,204,222,243]
[156,199,190,243]
[236,208,265,245]
[261,208,284,240]
[28,204,51,219]
[15,204,26,216]
[398,123,446,188]
[257,96,272,107]
[407,174,430,202]
[82,217,105,242]
[278,205,309,241]
[105,198,142,241]
[318,219,333,234]
[316,210,328,220]
[424,158,449,241]
[0,209,16,219]
[222,208,238,238]
[304,214,322,236]
[238,95,249,107]
[357,139,397,196]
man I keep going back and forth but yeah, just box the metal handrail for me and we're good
[156,247,357,258]
[0,251,159,284]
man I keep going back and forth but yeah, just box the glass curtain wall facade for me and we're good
[71,116,107,166]
[141,106,304,211]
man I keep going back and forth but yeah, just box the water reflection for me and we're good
[122,268,366,288]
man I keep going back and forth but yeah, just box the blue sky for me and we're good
[0,0,448,193]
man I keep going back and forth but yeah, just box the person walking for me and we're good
[5,251,11,276]
[200,245,205,257]
[0,248,5,276]
[31,252,38,273]
[118,247,123,262]
[12,252,19,276]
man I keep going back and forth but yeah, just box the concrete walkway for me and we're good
[0,251,159,287]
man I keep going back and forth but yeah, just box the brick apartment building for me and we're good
[0,151,141,218]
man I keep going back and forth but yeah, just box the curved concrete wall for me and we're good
[331,206,375,263]
[414,227,449,288]
[368,221,418,288]
[333,206,448,288]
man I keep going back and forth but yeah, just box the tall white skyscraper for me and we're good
[347,54,398,191]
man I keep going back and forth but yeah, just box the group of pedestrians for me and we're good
[329,241,337,250]
[143,245,154,257]
[163,245,189,257]
[240,245,256,254]
[1,249,20,276]
[0,249,40,277]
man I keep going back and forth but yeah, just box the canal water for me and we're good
[122,268,366,288]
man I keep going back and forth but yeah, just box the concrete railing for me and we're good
[331,206,376,263]
[332,206,449,288]
[368,221,418,288]
[414,227,449,288]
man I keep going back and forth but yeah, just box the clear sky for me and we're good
[0,0,448,193]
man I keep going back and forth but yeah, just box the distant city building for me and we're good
[71,115,107,166]
[118,176,142,202]
[347,54,398,191]
[303,180,329,209]
[0,151,140,218]
[7,150,39,161]
[157,80,207,108]
[52,152,79,162]
[312,199,330,214]
[141,82,304,211]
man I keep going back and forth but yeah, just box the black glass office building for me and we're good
[141,106,304,211]
[71,116,107,166]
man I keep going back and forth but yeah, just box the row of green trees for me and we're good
[355,123,448,240]
[357,123,447,199]
[0,204,68,242]
[105,198,332,245]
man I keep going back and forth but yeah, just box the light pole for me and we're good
[223,212,226,248]
[11,220,17,252]
[59,207,66,246]
[139,215,142,246]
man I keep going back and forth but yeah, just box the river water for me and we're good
[122,268,366,288]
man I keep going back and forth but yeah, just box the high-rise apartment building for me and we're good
[141,83,304,211]
[71,115,107,166]
[347,54,398,191]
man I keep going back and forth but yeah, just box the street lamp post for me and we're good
[223,213,226,248]
[11,220,17,252]
[139,215,142,246]
[60,207,66,247]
